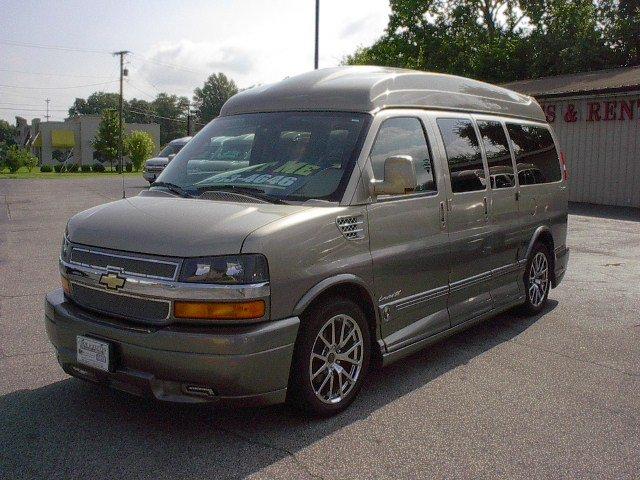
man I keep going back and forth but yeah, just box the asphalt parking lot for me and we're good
[1,177,639,479]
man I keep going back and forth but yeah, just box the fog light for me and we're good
[61,275,72,295]
[174,300,265,320]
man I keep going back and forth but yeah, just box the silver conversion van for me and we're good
[46,67,569,416]
[142,136,192,183]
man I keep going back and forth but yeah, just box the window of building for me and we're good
[436,118,485,193]
[506,124,562,185]
[477,120,515,189]
[370,117,436,193]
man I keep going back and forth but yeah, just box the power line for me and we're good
[0,101,62,107]
[0,67,114,79]
[130,52,208,76]
[126,107,204,125]
[0,107,68,111]
[0,80,118,90]
[0,39,110,54]
[125,79,156,100]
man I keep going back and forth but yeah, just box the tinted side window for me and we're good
[436,118,485,193]
[370,117,436,192]
[477,120,515,189]
[506,124,561,184]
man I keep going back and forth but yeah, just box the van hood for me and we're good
[66,193,309,257]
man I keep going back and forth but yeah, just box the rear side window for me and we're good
[370,117,436,193]
[477,120,515,189]
[436,118,485,193]
[506,124,561,185]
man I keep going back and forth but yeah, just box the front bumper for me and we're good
[45,289,299,405]
[142,171,158,183]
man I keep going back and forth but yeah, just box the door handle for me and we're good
[439,201,446,229]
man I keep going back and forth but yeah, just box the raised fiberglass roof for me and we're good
[220,66,545,122]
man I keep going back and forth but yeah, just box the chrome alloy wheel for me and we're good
[528,251,549,307]
[309,314,364,405]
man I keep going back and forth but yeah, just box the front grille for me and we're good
[70,284,170,324]
[70,246,178,280]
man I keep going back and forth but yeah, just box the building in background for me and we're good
[16,115,160,167]
[503,66,640,208]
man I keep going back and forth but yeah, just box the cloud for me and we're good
[136,40,256,95]
[340,14,379,39]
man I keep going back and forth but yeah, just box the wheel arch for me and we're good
[525,226,557,286]
[293,275,381,357]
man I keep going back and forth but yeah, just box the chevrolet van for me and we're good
[46,66,569,416]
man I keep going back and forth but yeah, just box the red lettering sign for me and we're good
[587,102,601,122]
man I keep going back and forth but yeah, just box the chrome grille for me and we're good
[70,246,179,280]
[336,215,365,240]
[70,284,170,324]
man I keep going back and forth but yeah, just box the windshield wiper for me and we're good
[150,181,191,198]
[195,185,287,204]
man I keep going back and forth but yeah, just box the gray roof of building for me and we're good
[501,66,640,98]
[220,66,545,122]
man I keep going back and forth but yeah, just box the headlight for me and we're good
[61,236,72,262]
[179,254,269,284]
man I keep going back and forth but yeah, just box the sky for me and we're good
[0,0,390,123]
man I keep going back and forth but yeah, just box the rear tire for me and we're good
[287,296,371,416]
[521,242,551,314]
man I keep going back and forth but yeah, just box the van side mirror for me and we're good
[167,154,176,162]
[370,155,417,196]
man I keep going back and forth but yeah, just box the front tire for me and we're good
[288,297,371,416]
[522,242,551,314]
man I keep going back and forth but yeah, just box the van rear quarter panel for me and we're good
[241,207,374,321]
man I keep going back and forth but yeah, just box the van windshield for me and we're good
[158,142,185,157]
[155,112,370,202]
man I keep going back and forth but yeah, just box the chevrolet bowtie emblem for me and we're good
[99,272,126,290]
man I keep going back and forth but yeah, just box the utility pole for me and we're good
[113,50,130,198]
[314,0,320,69]
[45,98,50,122]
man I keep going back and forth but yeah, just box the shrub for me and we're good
[40,165,53,172]
[67,164,79,173]
[54,164,64,173]
[80,164,91,172]
[5,145,24,173]
[125,162,133,172]
[125,131,156,171]
[92,162,105,172]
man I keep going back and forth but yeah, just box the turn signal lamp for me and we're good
[174,300,265,320]
[61,275,72,295]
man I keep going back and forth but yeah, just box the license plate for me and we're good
[76,336,111,372]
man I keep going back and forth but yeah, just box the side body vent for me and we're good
[336,215,365,241]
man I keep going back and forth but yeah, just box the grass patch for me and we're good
[0,166,141,179]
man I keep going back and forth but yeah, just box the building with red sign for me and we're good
[503,66,640,208]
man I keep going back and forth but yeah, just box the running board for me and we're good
[380,295,525,367]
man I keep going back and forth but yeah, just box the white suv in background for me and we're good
[143,136,192,183]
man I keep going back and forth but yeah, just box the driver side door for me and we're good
[366,111,451,353]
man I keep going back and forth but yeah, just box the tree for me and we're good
[344,0,636,83]
[0,120,17,146]
[192,73,238,125]
[152,93,189,145]
[68,92,120,117]
[125,131,156,171]
[92,109,122,171]
[127,98,154,123]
